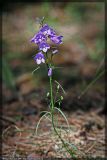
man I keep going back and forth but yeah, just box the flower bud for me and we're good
[58,102,61,106]
[47,92,50,97]
[57,85,60,90]
[60,96,63,100]
[48,68,52,77]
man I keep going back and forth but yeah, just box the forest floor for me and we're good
[2,78,105,159]
[2,3,105,159]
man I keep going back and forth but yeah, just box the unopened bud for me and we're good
[57,85,60,90]
[60,96,63,100]
[47,92,50,97]
[58,102,61,106]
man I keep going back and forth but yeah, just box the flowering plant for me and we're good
[30,17,76,157]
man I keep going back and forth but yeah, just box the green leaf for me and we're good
[33,111,51,136]
[54,107,70,132]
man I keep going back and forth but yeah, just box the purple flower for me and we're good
[34,52,45,65]
[48,68,52,76]
[31,32,46,44]
[40,24,50,34]
[40,24,56,36]
[49,28,56,36]
[39,42,50,52]
[50,35,63,44]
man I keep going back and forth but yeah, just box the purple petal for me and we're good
[48,68,52,76]
[39,42,50,52]
[40,24,56,36]
[50,35,63,44]
[40,24,50,32]
[34,52,45,65]
[30,32,46,44]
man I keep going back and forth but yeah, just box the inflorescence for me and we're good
[30,24,63,76]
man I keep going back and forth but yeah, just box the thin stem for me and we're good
[45,52,49,69]
[51,113,74,157]
[49,76,54,110]
[49,76,75,157]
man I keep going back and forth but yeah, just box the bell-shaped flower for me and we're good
[34,52,45,65]
[40,24,56,36]
[39,42,50,52]
[50,35,63,44]
[30,32,46,44]
[48,67,52,77]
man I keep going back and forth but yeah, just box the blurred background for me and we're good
[2,2,105,158]
[2,1,105,108]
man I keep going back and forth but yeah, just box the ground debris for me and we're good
[2,109,105,158]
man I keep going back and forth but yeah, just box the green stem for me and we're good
[49,76,54,110]
[49,76,75,157]
[51,113,74,157]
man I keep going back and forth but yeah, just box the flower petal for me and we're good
[48,68,52,76]
[43,48,47,52]
[36,59,41,64]
[34,52,45,65]
[41,58,45,63]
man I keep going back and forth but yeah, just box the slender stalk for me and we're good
[49,76,75,157]
[49,76,54,110]
[51,112,74,157]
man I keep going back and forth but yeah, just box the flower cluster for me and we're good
[30,24,63,76]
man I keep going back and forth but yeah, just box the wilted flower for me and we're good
[34,52,45,64]
[48,67,52,77]
[39,42,50,52]
[50,35,63,44]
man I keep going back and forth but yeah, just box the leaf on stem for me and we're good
[33,111,51,136]
[32,66,40,75]
[54,107,70,132]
